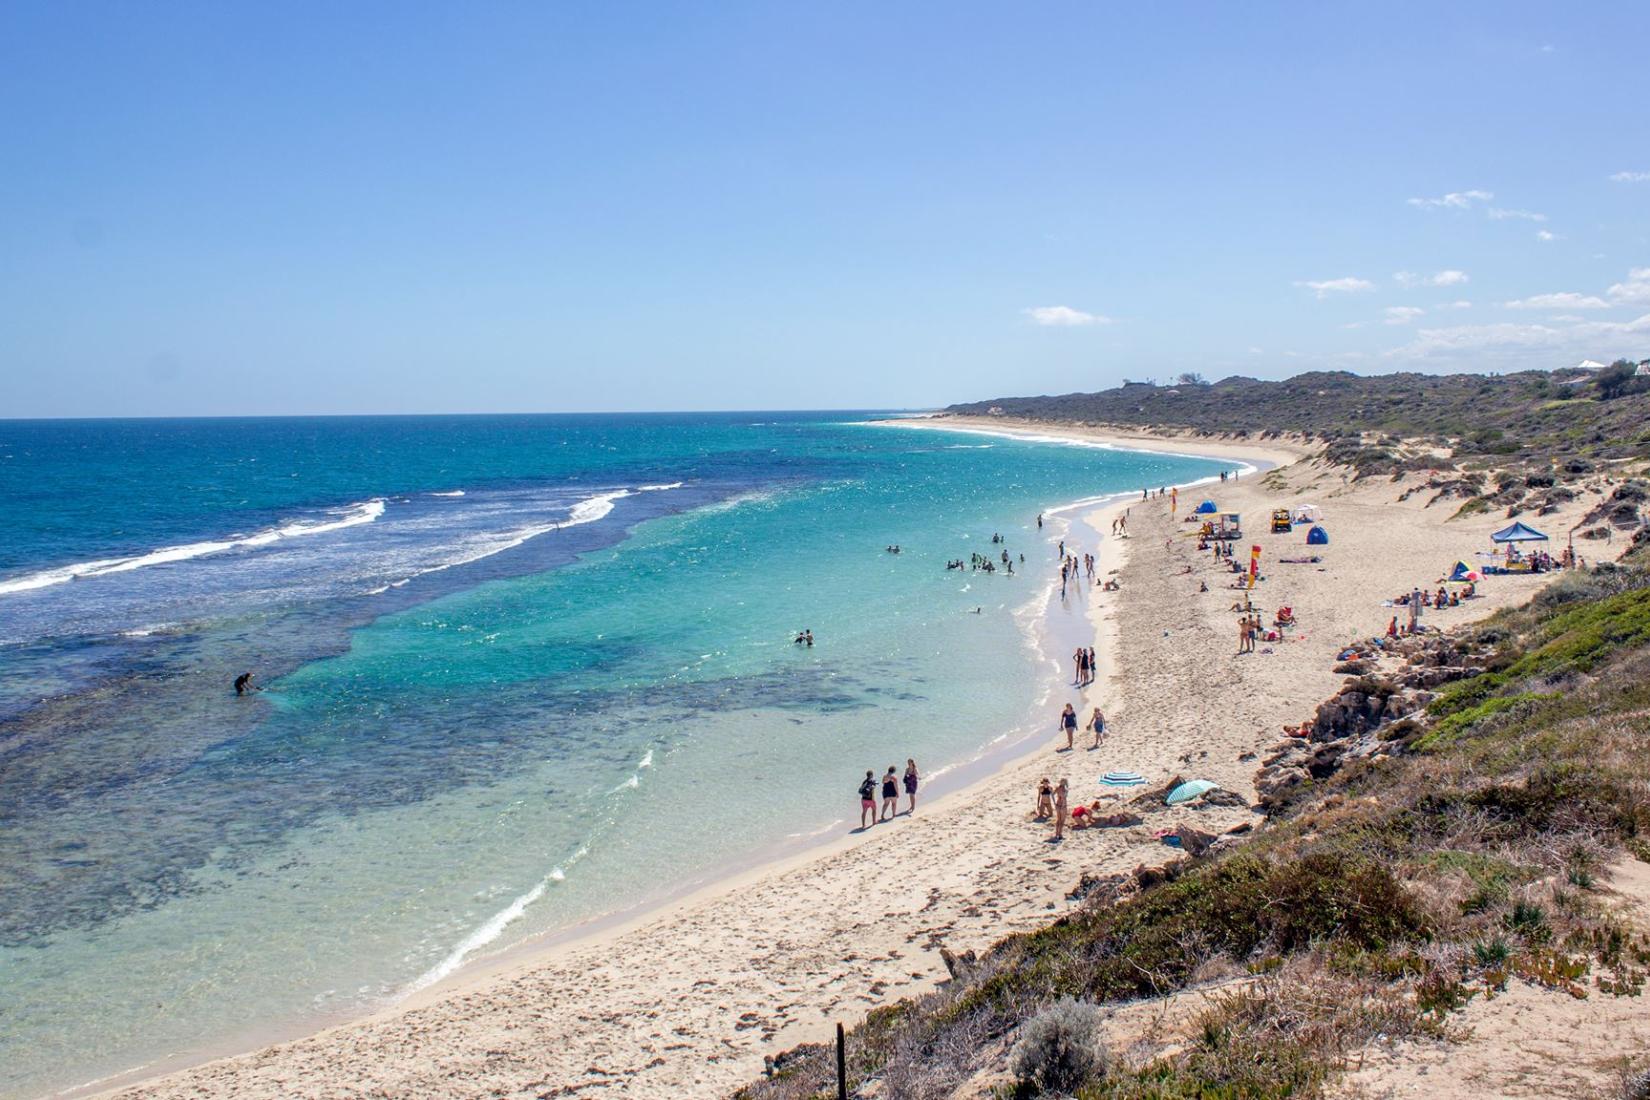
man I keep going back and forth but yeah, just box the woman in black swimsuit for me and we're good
[879,766,900,822]
[903,758,920,814]
[1059,703,1078,750]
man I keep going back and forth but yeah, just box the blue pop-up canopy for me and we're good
[1491,521,1549,544]
[1195,500,1218,514]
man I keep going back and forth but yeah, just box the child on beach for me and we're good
[1052,779,1070,841]
[879,766,899,822]
[1059,703,1078,749]
[858,771,877,829]
[903,759,920,814]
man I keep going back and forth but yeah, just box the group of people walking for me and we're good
[1057,702,1107,750]
[858,760,920,828]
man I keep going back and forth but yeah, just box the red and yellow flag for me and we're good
[1247,544,1261,589]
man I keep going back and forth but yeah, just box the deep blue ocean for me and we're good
[0,413,1224,1097]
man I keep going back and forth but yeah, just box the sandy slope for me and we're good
[97,428,1602,1100]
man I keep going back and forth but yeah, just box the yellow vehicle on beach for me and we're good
[1270,509,1293,533]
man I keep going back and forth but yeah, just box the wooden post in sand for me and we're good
[835,1022,847,1100]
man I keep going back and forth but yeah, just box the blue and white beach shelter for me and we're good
[1305,525,1329,545]
[1491,521,1549,544]
[1195,500,1218,514]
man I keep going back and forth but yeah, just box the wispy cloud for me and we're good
[1504,292,1611,310]
[1395,269,1469,288]
[1407,189,1492,210]
[1388,313,1650,361]
[1445,300,1472,309]
[1384,306,1426,325]
[1022,305,1111,327]
[1536,229,1560,242]
[1608,268,1650,306]
[1609,171,1650,183]
[1294,276,1374,299]
[1488,207,1548,223]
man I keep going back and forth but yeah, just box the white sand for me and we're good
[95,424,1605,1099]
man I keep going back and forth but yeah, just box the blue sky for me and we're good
[2,2,1647,417]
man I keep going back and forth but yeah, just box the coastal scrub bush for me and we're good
[1009,997,1107,1096]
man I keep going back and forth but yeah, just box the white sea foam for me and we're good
[638,750,654,769]
[430,490,466,497]
[407,844,590,995]
[0,499,387,597]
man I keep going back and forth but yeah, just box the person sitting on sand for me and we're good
[879,766,900,822]
[1052,779,1070,841]
[903,759,920,814]
[1035,777,1054,819]
[858,771,878,829]
[1059,703,1078,749]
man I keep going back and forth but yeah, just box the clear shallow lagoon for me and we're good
[0,413,1222,1097]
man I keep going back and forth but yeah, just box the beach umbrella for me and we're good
[1166,779,1219,805]
[1195,500,1218,514]
[1101,771,1146,786]
[1490,521,1549,544]
[1448,560,1476,581]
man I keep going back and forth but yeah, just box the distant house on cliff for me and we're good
[986,405,1005,416]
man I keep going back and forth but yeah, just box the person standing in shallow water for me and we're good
[879,766,900,822]
[903,759,920,814]
[858,770,878,829]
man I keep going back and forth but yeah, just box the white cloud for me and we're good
[1407,189,1492,210]
[1488,207,1548,222]
[1023,305,1111,327]
[1536,229,1559,242]
[1294,276,1375,298]
[1607,267,1650,307]
[1445,300,1472,310]
[1388,312,1650,362]
[1384,306,1427,325]
[1395,269,1469,288]
[1610,171,1650,183]
[1504,292,1612,310]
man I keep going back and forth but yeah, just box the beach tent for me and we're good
[1166,779,1219,805]
[1194,500,1218,514]
[1448,560,1479,582]
[1491,521,1549,544]
[1305,525,1330,545]
[1293,504,1323,523]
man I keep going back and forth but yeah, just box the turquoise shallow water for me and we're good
[0,413,1224,1097]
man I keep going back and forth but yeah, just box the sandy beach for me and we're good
[93,420,1597,1100]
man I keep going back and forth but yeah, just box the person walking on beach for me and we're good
[1088,705,1107,749]
[1052,779,1070,841]
[903,759,920,814]
[879,766,900,822]
[1059,703,1078,750]
[858,770,878,829]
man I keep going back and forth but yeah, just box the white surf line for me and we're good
[0,498,387,597]
[854,418,1260,477]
